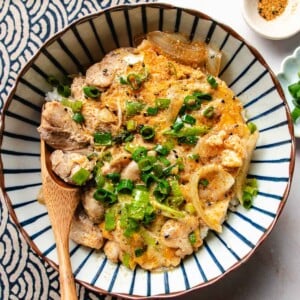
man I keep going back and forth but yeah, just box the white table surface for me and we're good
[160,1,300,299]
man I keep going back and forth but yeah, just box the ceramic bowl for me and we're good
[0,3,295,299]
[277,46,300,137]
[242,0,300,40]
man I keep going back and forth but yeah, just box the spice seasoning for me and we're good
[258,0,288,21]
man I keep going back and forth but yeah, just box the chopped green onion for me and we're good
[71,168,90,186]
[178,136,198,145]
[47,75,60,87]
[291,107,300,123]
[154,144,170,156]
[93,188,117,204]
[193,91,212,101]
[141,173,157,186]
[146,106,158,116]
[102,151,112,162]
[116,179,134,194]
[158,156,171,166]
[152,163,164,177]
[207,75,218,89]
[57,84,71,97]
[127,73,143,90]
[105,172,121,183]
[150,198,185,219]
[188,232,197,245]
[83,86,101,99]
[156,98,171,109]
[94,132,112,146]
[185,203,196,214]
[247,122,257,134]
[176,157,184,171]
[120,76,128,85]
[184,95,201,110]
[164,126,209,138]
[138,157,154,172]
[135,247,146,257]
[126,119,137,132]
[181,114,196,125]
[203,106,215,118]
[241,178,258,209]
[288,81,300,99]
[132,146,148,162]
[61,99,82,113]
[188,153,200,161]
[140,125,155,140]
[95,173,105,188]
[199,178,209,187]
[72,112,84,123]
[156,179,171,195]
[172,117,184,132]
[125,101,145,116]
[105,209,116,231]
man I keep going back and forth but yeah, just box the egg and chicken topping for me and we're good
[38,31,258,271]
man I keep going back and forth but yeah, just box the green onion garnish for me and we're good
[105,209,116,231]
[156,98,171,109]
[105,172,121,183]
[203,106,214,118]
[57,84,71,97]
[72,112,84,123]
[125,101,145,116]
[94,132,112,146]
[172,117,184,132]
[132,146,148,162]
[47,75,60,87]
[207,75,218,89]
[199,178,209,187]
[116,179,134,194]
[181,114,196,125]
[146,106,159,116]
[291,107,300,123]
[138,157,154,172]
[154,144,170,156]
[127,73,143,90]
[135,247,146,257]
[71,168,90,186]
[247,122,257,134]
[83,86,101,99]
[188,232,197,245]
[93,188,117,204]
[61,99,82,113]
[140,125,155,140]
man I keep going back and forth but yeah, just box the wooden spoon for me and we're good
[40,139,80,300]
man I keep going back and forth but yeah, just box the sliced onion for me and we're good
[146,31,222,76]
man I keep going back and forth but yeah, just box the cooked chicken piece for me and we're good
[101,151,131,175]
[50,150,95,184]
[38,101,91,150]
[197,164,234,202]
[160,216,199,258]
[85,48,135,88]
[103,241,120,263]
[70,209,104,249]
[221,149,243,168]
[82,187,105,223]
[82,103,118,134]
[71,75,86,99]
[121,160,140,181]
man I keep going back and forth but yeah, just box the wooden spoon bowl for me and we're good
[40,140,80,300]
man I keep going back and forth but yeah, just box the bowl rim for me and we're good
[0,2,296,299]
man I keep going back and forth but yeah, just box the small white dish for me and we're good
[277,46,300,137]
[242,0,300,40]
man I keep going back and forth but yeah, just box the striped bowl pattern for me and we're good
[0,3,295,299]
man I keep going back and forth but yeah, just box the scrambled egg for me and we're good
[39,32,258,271]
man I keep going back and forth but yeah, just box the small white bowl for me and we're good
[242,0,300,40]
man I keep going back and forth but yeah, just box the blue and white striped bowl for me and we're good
[0,3,295,298]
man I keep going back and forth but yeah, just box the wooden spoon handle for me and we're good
[55,233,77,300]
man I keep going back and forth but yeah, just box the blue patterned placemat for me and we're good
[0,1,153,299]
